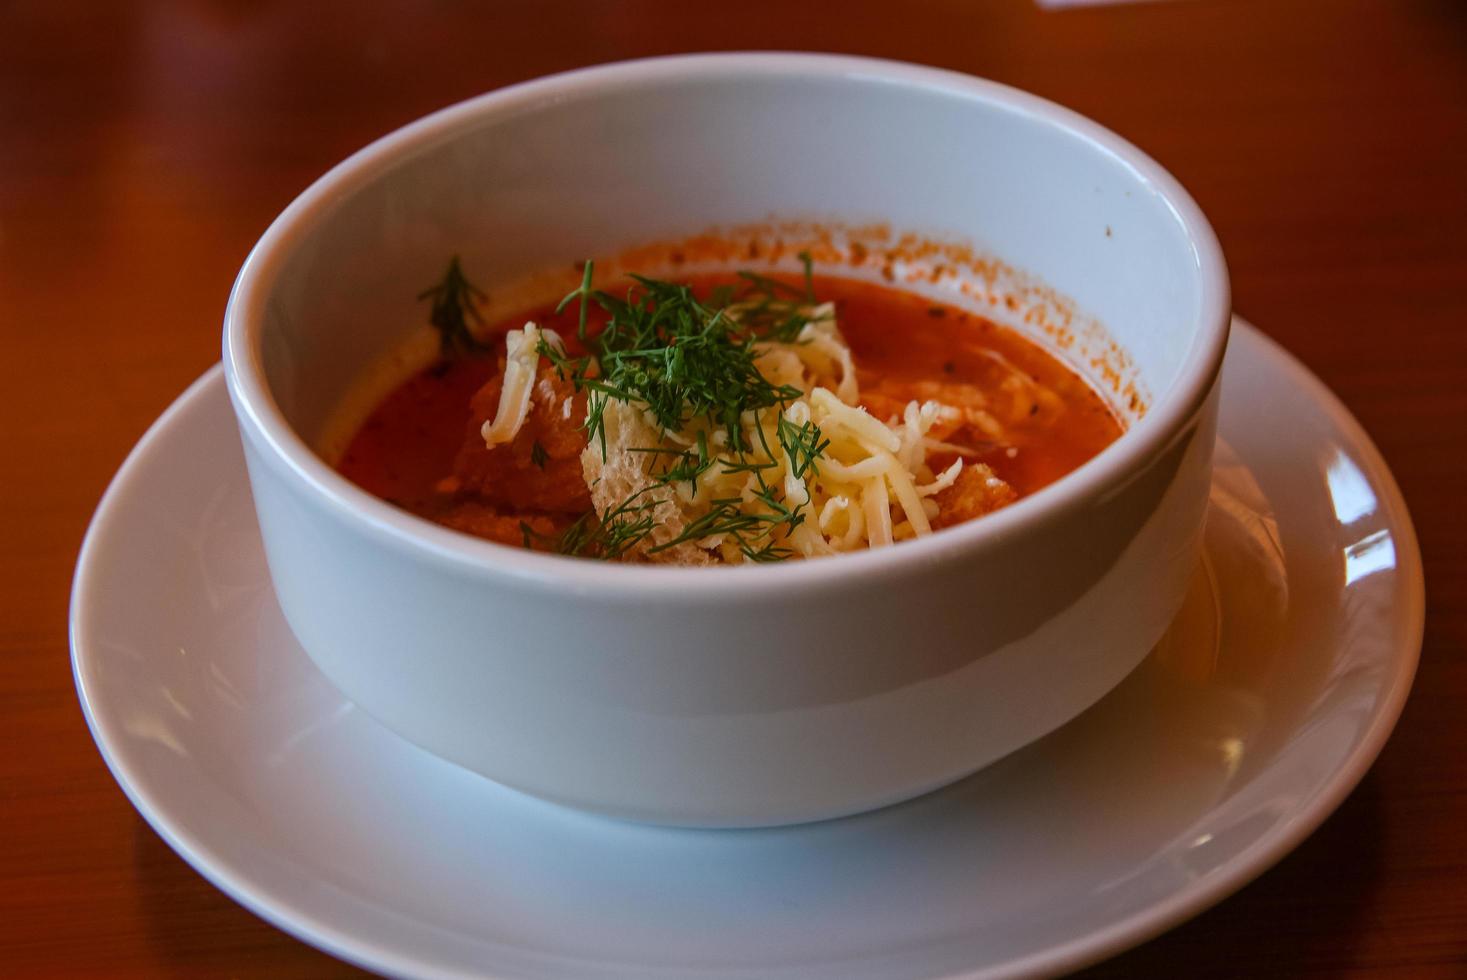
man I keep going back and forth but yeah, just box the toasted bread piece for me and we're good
[932,462,1017,528]
[580,400,715,565]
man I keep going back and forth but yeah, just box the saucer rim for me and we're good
[69,317,1425,979]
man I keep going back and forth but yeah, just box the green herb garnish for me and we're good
[777,415,830,481]
[418,256,488,357]
[523,484,662,561]
[727,251,828,343]
[531,261,831,561]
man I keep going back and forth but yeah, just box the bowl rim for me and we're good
[223,51,1231,599]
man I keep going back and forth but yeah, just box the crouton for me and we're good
[932,463,1017,528]
[580,400,716,565]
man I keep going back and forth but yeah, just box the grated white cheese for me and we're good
[481,324,565,446]
[476,303,1000,563]
[579,304,979,563]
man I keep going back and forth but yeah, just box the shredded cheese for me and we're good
[479,301,1006,563]
[578,304,985,563]
[481,323,564,446]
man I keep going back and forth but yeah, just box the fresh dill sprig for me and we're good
[418,256,488,357]
[532,261,831,562]
[625,438,715,491]
[718,457,778,476]
[645,486,803,563]
[729,251,829,343]
[555,260,597,343]
[534,485,664,560]
[553,272,803,456]
[777,416,830,481]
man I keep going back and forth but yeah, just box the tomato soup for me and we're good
[338,271,1122,562]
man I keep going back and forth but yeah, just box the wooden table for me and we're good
[3,0,1464,975]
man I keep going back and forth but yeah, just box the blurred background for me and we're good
[3,1,1464,976]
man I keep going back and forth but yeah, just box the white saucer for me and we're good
[71,319,1423,979]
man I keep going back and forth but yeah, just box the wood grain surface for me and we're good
[3,0,1464,976]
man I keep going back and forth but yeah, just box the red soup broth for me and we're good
[337,273,1123,546]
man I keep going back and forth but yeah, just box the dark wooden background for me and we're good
[3,0,1464,975]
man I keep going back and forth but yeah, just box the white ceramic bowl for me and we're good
[224,53,1229,828]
